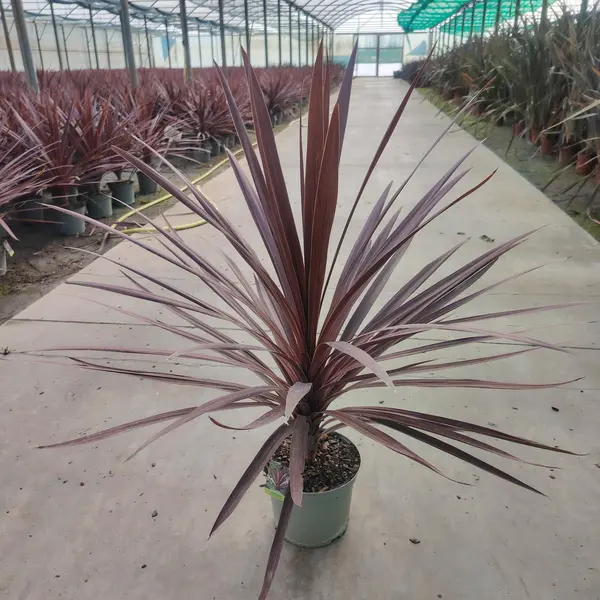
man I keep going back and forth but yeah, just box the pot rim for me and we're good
[276,432,361,498]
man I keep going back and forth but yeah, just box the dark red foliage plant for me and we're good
[40,46,580,599]
[258,67,303,123]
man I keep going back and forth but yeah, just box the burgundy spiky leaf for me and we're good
[35,47,580,599]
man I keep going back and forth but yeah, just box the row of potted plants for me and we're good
[414,7,600,183]
[0,64,344,243]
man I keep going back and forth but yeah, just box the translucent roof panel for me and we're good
[4,0,417,36]
[298,0,410,30]
[9,0,244,31]
[335,7,410,33]
[397,0,553,31]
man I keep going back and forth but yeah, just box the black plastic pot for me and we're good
[109,180,135,206]
[56,205,86,236]
[210,139,222,157]
[188,147,210,164]
[17,197,46,225]
[50,186,86,235]
[137,171,158,195]
[86,192,113,219]
[0,222,6,275]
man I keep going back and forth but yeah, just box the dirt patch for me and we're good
[418,88,600,241]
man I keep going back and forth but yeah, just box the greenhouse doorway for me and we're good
[333,33,404,76]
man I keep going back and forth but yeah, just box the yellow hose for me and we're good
[114,116,300,236]
[114,145,252,235]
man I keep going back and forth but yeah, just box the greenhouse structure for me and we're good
[1,0,600,597]
[0,0,555,84]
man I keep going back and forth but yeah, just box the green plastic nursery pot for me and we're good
[86,192,113,219]
[56,205,86,236]
[49,186,85,236]
[137,171,158,195]
[17,198,46,224]
[270,438,360,549]
[0,221,7,274]
[210,139,222,157]
[109,180,135,206]
[188,147,210,164]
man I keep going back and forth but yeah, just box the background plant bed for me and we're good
[418,88,600,241]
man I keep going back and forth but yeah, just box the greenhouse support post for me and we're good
[481,0,488,36]
[145,16,153,68]
[305,13,308,65]
[297,9,300,64]
[11,0,39,92]
[197,24,202,67]
[263,0,268,66]
[278,0,282,65]
[469,1,475,40]
[0,0,15,72]
[84,27,92,67]
[119,0,139,88]
[288,4,292,63]
[460,8,466,44]
[89,6,100,68]
[330,27,334,57]
[495,0,502,33]
[375,32,380,76]
[105,28,111,69]
[165,19,172,68]
[316,23,319,52]
[218,0,227,67]
[453,14,458,47]
[137,30,143,66]
[33,22,44,71]
[179,0,192,80]
[513,0,521,32]
[62,25,71,70]
[244,0,250,59]
[49,0,63,70]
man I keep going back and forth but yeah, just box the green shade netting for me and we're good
[398,0,548,32]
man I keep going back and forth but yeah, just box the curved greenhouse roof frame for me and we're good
[3,0,418,34]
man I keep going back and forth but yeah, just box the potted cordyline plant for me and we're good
[41,46,579,599]
[0,133,46,275]
[75,90,133,219]
[11,92,85,235]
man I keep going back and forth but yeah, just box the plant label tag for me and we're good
[264,488,285,502]
[264,460,289,502]
[2,239,14,257]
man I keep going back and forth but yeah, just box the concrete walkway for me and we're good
[1,78,600,600]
